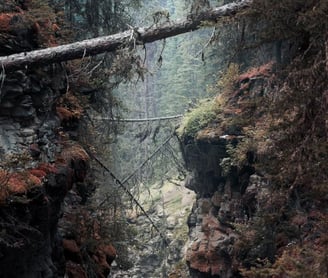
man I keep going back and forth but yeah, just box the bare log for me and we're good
[0,0,251,71]
[93,114,183,122]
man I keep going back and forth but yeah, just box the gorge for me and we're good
[0,0,327,278]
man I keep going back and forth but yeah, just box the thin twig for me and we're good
[142,44,147,66]
[0,62,6,101]
[87,58,104,76]
[64,66,70,94]
[157,39,166,67]
[195,27,216,58]
[127,24,137,49]
[82,48,87,60]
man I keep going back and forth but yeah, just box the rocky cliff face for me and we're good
[0,2,116,277]
[0,54,70,277]
[179,66,268,277]
[182,63,274,278]
[180,57,328,277]
[0,64,87,278]
[182,135,252,278]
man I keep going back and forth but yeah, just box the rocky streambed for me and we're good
[111,180,195,278]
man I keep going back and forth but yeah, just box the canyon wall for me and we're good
[0,3,115,277]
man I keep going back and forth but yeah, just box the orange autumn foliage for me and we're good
[37,163,58,174]
[0,163,58,202]
[56,93,84,122]
[0,13,14,31]
[29,169,47,179]
[56,106,76,121]
[238,62,274,82]
[7,172,42,193]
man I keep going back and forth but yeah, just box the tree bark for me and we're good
[0,0,251,71]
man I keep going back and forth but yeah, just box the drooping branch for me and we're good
[0,0,251,71]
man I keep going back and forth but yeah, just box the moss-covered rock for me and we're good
[177,99,221,141]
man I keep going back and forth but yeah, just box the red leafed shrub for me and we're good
[56,107,76,121]
[0,165,53,202]
[37,163,58,174]
[0,12,23,32]
[7,171,42,194]
[29,169,47,179]
[238,62,274,82]
[56,92,84,122]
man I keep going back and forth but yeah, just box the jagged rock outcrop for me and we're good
[0,63,91,277]
[183,137,250,278]
[180,66,270,277]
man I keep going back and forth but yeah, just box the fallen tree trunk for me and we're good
[93,114,183,122]
[0,0,251,71]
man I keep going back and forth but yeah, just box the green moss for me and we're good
[177,99,220,139]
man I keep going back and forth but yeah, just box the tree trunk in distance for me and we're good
[0,0,251,71]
